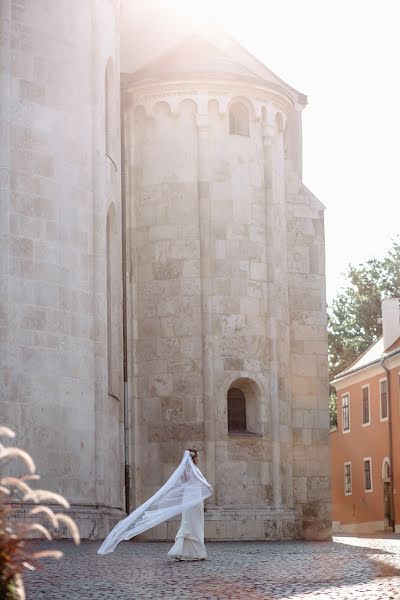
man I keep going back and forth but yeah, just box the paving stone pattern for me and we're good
[24,536,400,599]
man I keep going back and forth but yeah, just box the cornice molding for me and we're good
[121,77,294,118]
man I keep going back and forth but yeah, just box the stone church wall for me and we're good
[0,2,330,540]
[0,0,125,538]
[126,99,205,505]
[286,174,331,540]
[123,71,331,540]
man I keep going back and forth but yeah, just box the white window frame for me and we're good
[363,457,373,493]
[344,461,352,496]
[342,393,351,433]
[379,378,388,422]
[361,384,371,427]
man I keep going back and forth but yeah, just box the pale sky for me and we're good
[124,0,400,302]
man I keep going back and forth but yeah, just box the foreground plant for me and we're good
[0,426,80,600]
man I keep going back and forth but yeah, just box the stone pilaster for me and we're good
[263,112,293,509]
[196,111,217,495]
[0,1,11,422]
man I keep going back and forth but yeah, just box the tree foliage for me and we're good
[328,238,400,381]
[329,392,337,429]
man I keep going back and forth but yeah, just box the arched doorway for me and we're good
[382,458,393,529]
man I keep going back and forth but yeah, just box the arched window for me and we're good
[228,387,247,432]
[382,458,391,481]
[106,204,120,399]
[227,378,263,435]
[229,102,249,136]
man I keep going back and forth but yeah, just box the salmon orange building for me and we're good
[330,298,400,533]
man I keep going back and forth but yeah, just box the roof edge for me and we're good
[340,336,383,374]
[126,32,306,105]
[220,31,307,105]
[331,345,400,385]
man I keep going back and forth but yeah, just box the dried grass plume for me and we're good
[0,424,80,600]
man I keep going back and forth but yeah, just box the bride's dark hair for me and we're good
[187,448,198,462]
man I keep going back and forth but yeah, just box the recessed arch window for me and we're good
[228,387,247,432]
[229,102,249,136]
[227,378,262,435]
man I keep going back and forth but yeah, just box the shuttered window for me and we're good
[380,380,388,420]
[228,388,246,432]
[342,394,350,432]
[344,462,352,495]
[364,458,372,492]
[362,386,370,425]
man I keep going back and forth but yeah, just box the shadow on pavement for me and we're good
[24,537,400,600]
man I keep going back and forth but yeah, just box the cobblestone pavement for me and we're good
[24,536,400,599]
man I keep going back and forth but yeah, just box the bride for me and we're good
[98,448,213,560]
[168,448,208,560]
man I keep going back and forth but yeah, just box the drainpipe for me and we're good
[122,213,129,515]
[121,95,130,515]
[381,356,395,532]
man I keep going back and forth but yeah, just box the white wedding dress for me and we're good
[98,451,212,556]
[167,501,207,560]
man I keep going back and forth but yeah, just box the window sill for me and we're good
[228,430,262,437]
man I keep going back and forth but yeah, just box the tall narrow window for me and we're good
[342,394,350,432]
[105,58,114,157]
[364,458,373,492]
[362,386,370,425]
[380,379,388,420]
[229,102,249,136]
[344,462,352,495]
[228,387,246,432]
[106,204,120,399]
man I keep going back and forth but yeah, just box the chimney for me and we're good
[382,297,400,351]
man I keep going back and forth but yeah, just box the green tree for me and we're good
[328,237,400,381]
[329,392,337,429]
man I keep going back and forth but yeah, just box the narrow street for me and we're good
[25,536,400,599]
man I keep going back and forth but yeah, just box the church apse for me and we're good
[122,34,330,541]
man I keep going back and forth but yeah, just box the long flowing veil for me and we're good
[98,450,213,554]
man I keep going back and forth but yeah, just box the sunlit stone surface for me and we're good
[1,1,330,541]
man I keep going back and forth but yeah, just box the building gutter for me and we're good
[381,356,396,532]
[121,95,130,515]
[331,347,400,385]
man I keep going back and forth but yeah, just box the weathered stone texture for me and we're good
[287,179,331,538]
[122,37,330,540]
[1,10,330,541]
[1,0,124,536]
